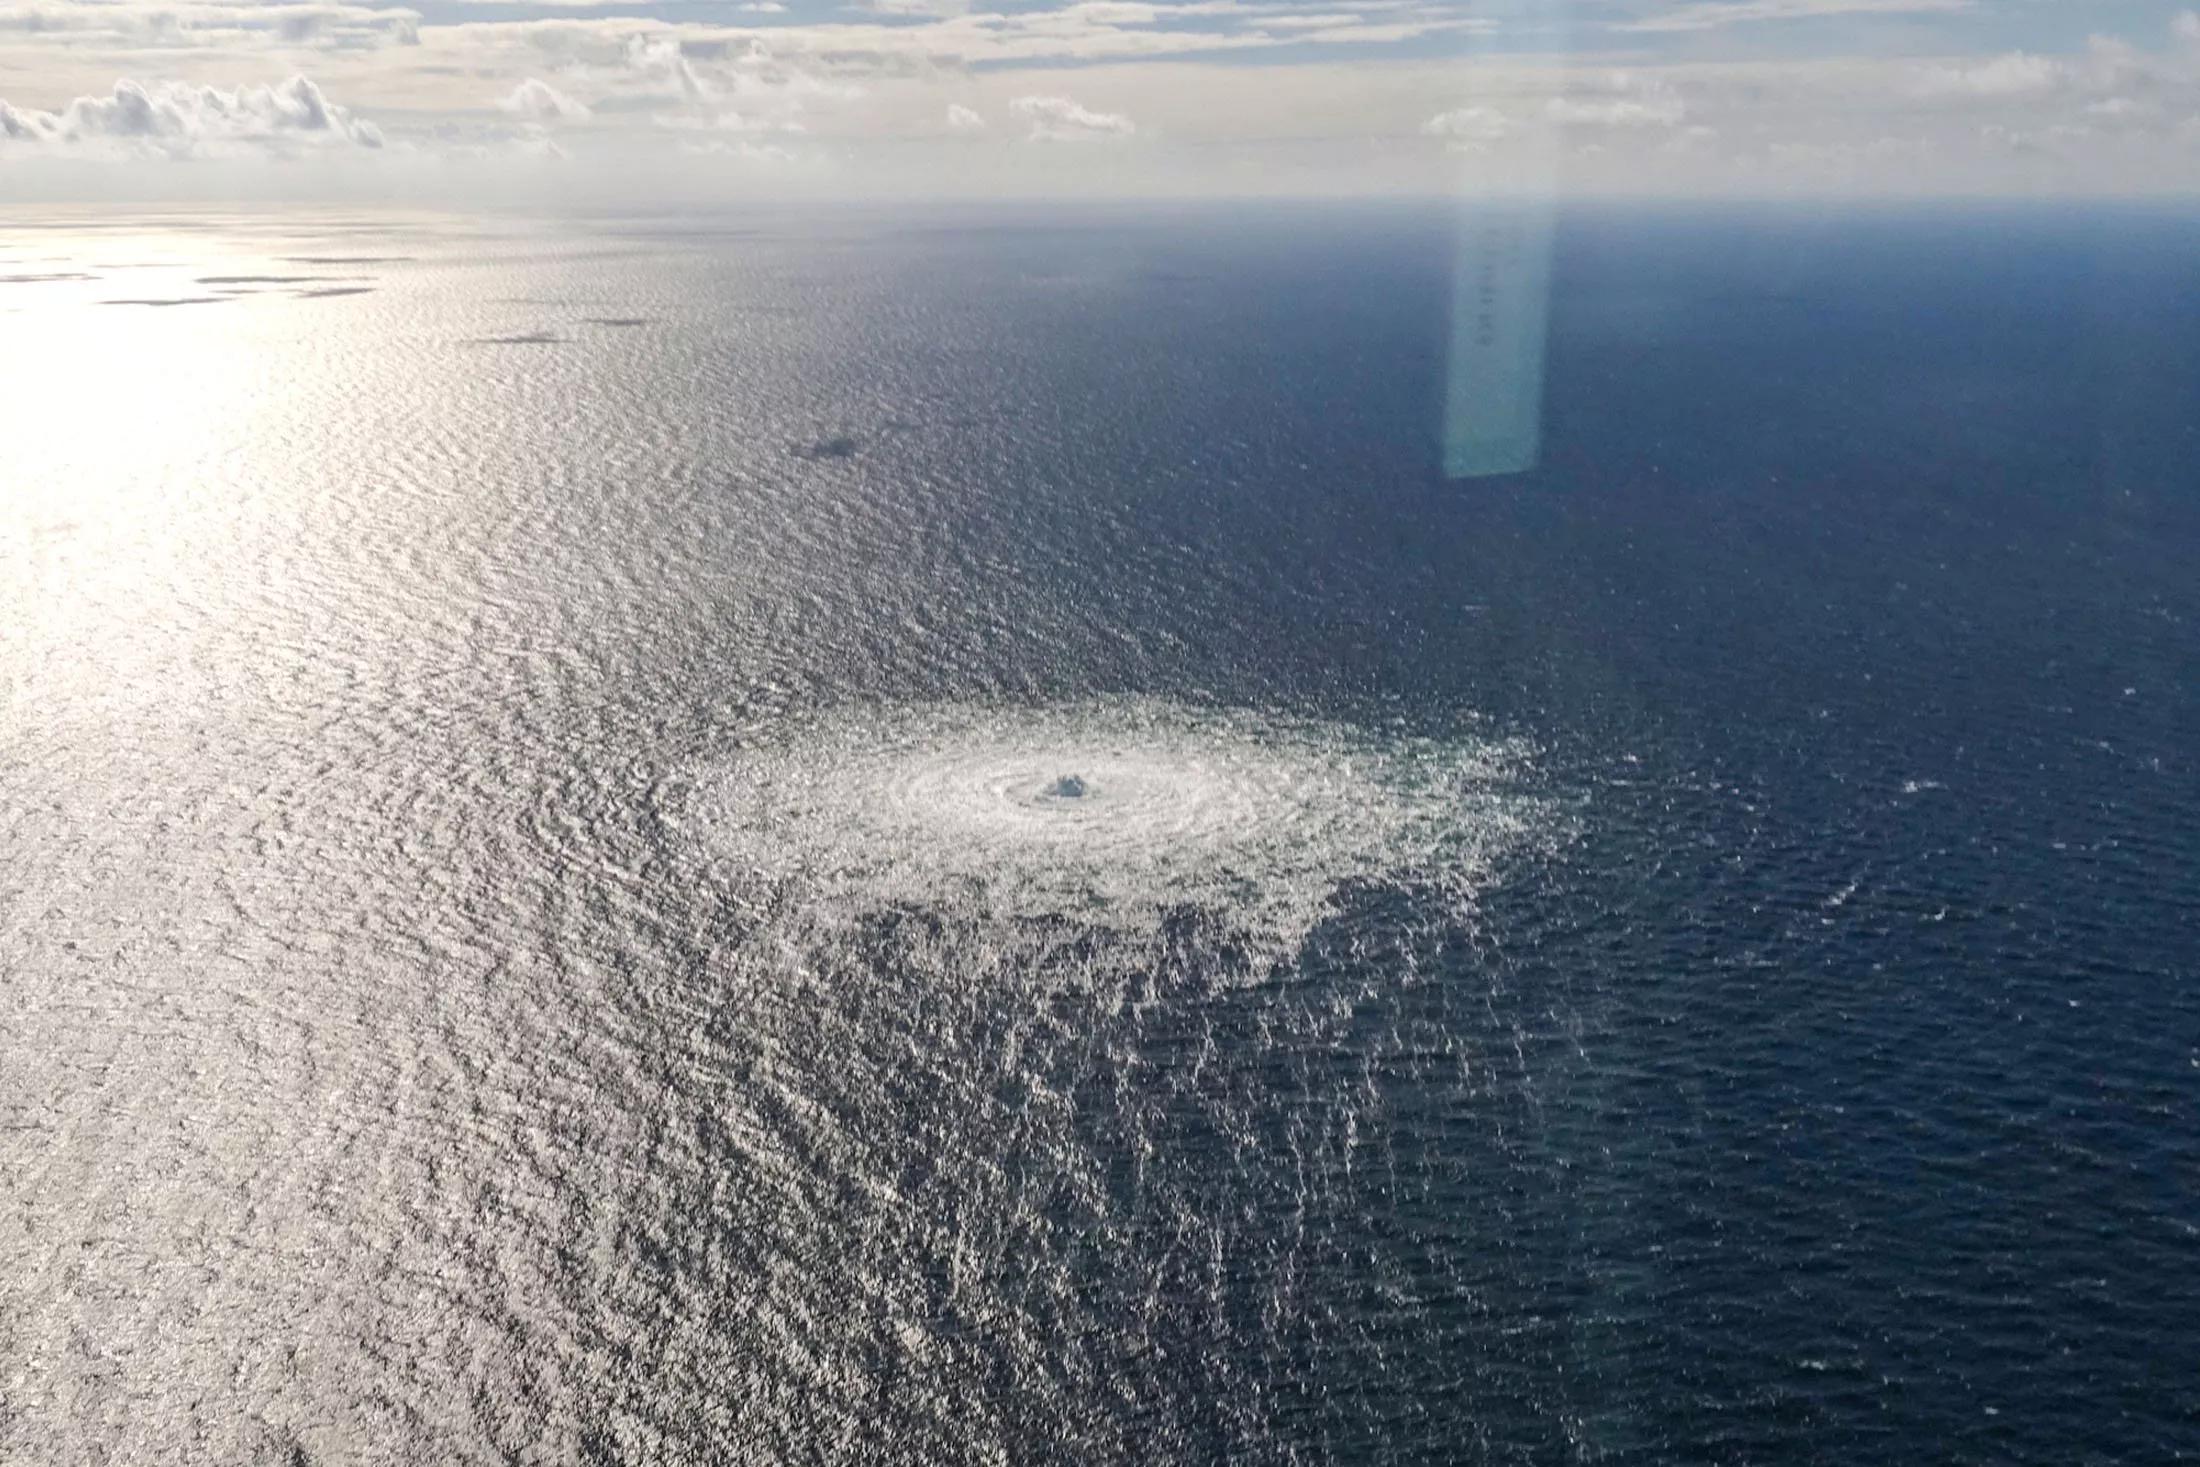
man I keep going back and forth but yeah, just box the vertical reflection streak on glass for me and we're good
[1444,0,1569,480]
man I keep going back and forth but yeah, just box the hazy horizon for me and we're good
[7,1,2200,203]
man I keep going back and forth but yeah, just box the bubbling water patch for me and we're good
[687,700,1549,971]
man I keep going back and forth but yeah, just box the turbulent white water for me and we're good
[686,700,1548,969]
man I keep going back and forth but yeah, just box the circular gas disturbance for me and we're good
[691,700,1548,968]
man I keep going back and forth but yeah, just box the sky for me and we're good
[3,0,2199,198]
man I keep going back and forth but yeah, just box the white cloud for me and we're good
[1549,96,1686,127]
[650,106,802,136]
[276,6,417,45]
[946,102,986,130]
[0,2,422,51]
[0,75,382,154]
[2175,12,2200,44]
[1549,75,1686,129]
[500,77,590,122]
[1617,0,1975,32]
[601,32,851,141]
[1911,52,2065,99]
[624,32,710,102]
[1421,106,1513,150]
[1008,93,1133,141]
[1262,12,1362,30]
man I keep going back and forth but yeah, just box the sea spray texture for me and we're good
[681,699,1553,976]
[624,703,1583,1464]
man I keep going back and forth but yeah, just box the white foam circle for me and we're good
[688,700,1546,964]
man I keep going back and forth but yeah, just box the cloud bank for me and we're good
[0,75,382,154]
[1,1,2198,195]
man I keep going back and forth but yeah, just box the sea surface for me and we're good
[2,203,2195,1464]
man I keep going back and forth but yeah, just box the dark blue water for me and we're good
[4,204,2195,1463]
[1460,208,2200,1463]
[973,204,2200,1462]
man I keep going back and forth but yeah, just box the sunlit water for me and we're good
[3,207,2196,1464]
